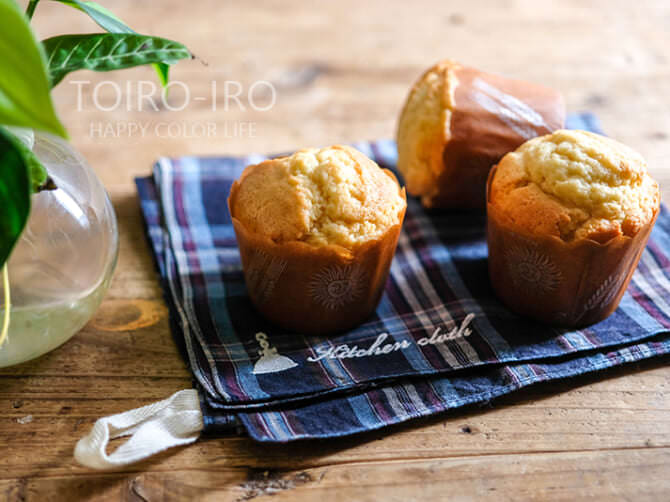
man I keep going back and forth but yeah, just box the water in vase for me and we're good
[0,133,118,367]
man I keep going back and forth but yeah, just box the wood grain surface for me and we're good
[3,0,670,500]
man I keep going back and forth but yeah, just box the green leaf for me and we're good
[0,128,32,268]
[51,0,174,87]
[53,0,132,33]
[0,127,48,193]
[0,0,67,138]
[155,62,170,87]
[24,146,48,192]
[25,0,40,19]
[43,33,191,87]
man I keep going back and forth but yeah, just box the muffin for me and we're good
[487,129,660,327]
[397,59,566,209]
[228,145,407,334]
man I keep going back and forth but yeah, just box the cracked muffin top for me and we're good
[230,145,406,249]
[488,129,660,243]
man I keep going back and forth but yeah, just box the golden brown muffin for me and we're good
[397,59,566,209]
[487,130,660,327]
[229,145,407,334]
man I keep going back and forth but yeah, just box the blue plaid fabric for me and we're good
[136,113,670,441]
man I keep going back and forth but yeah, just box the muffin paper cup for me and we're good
[423,64,565,209]
[486,165,660,328]
[229,179,407,335]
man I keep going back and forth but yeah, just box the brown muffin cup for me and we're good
[228,176,407,335]
[428,65,566,209]
[486,165,660,328]
[397,60,566,210]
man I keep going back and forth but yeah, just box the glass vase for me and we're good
[0,132,118,367]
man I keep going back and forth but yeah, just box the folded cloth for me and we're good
[136,113,670,441]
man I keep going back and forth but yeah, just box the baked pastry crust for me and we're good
[487,130,660,327]
[231,145,405,249]
[229,145,407,334]
[489,130,659,243]
[397,60,566,208]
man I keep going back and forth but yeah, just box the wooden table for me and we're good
[3,0,670,499]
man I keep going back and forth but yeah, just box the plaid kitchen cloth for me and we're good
[136,113,670,441]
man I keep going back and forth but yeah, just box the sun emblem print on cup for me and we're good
[505,245,563,294]
[308,264,366,310]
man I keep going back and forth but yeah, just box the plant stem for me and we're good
[0,265,9,347]
[25,0,40,20]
